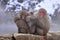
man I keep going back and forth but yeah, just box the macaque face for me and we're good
[38,8,47,17]
[19,10,30,20]
[20,14,27,20]
[14,10,31,33]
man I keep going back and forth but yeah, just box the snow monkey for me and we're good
[14,10,30,33]
[14,8,50,39]
[26,8,50,36]
[34,8,50,36]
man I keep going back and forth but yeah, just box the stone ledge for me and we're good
[0,32,60,40]
[0,34,13,40]
[14,33,45,40]
[47,31,60,40]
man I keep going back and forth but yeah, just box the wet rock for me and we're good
[0,34,13,40]
[14,33,45,40]
[0,32,60,40]
[47,31,60,40]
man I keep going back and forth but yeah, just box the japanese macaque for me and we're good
[34,8,50,40]
[33,8,50,36]
[26,12,37,34]
[14,10,30,33]
[26,8,50,36]
[14,8,50,39]
[25,8,50,40]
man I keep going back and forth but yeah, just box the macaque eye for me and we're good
[40,11,45,13]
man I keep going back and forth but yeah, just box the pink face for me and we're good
[39,11,45,17]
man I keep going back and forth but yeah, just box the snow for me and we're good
[34,0,60,15]
[2,0,59,21]
[0,0,60,20]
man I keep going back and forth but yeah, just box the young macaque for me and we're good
[26,12,37,34]
[14,10,30,33]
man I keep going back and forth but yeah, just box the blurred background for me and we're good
[0,0,60,34]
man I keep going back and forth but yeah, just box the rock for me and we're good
[47,31,60,40]
[0,31,60,40]
[14,33,45,40]
[0,34,13,40]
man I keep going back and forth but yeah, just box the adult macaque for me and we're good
[33,8,50,36]
[33,8,50,40]
[14,10,30,33]
[26,8,50,36]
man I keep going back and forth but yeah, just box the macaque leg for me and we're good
[30,26,36,34]
[35,27,44,36]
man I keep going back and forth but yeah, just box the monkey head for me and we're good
[19,10,30,20]
[38,8,47,18]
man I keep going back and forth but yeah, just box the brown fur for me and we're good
[26,8,50,36]
[14,8,50,39]
[26,13,37,34]
[14,10,30,33]
[33,8,50,36]
[33,8,50,40]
